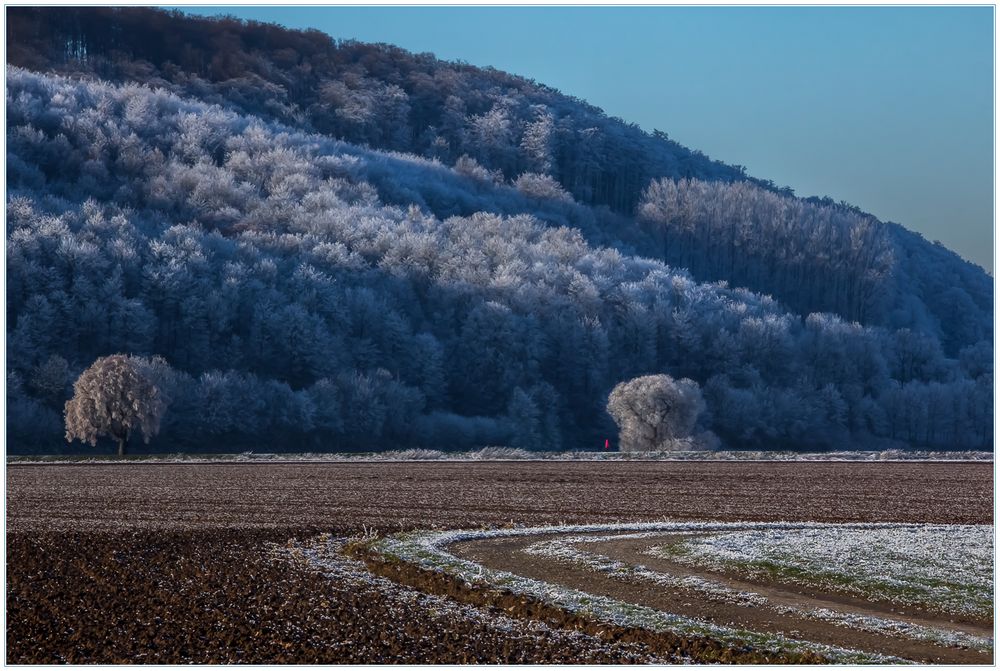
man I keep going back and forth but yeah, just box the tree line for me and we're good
[6,68,992,454]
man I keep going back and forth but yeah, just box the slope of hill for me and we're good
[6,6,753,206]
[6,68,992,454]
[7,7,992,356]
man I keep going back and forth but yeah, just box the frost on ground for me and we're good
[524,532,993,653]
[370,522,905,664]
[280,534,672,663]
[9,447,992,464]
[651,525,994,620]
[524,532,774,607]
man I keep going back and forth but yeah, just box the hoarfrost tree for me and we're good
[29,354,71,405]
[507,386,541,450]
[513,172,573,203]
[607,374,708,452]
[519,105,555,174]
[64,354,167,456]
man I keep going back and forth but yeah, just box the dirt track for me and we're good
[6,461,994,663]
[451,530,993,664]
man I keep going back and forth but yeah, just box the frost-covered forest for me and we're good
[5,7,993,454]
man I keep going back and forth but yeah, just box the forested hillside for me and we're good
[7,68,992,454]
[7,6,992,356]
[6,6,752,209]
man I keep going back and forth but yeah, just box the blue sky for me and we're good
[178,6,994,270]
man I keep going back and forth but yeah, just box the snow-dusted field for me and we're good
[374,522,991,663]
[525,530,992,653]
[9,461,991,663]
[650,524,994,619]
[364,521,993,663]
[8,447,993,464]
[281,534,670,663]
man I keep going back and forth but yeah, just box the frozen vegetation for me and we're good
[368,522,915,663]
[524,532,992,653]
[8,448,993,465]
[650,525,994,620]
[5,7,993,456]
[278,534,671,663]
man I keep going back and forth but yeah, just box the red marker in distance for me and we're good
[604,438,610,450]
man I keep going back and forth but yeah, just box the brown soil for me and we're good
[350,543,827,664]
[6,461,994,663]
[450,531,993,664]
[7,528,673,664]
[7,461,993,532]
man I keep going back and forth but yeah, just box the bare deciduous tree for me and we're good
[64,355,167,456]
[607,374,708,452]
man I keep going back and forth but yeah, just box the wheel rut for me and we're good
[590,533,992,635]
[449,531,993,664]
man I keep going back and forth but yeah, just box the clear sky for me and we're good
[177,6,995,271]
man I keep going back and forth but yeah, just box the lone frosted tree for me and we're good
[65,355,167,456]
[607,374,707,452]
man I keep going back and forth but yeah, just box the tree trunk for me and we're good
[117,437,126,457]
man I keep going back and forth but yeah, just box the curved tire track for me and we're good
[446,527,992,664]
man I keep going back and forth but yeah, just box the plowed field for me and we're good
[6,461,993,663]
